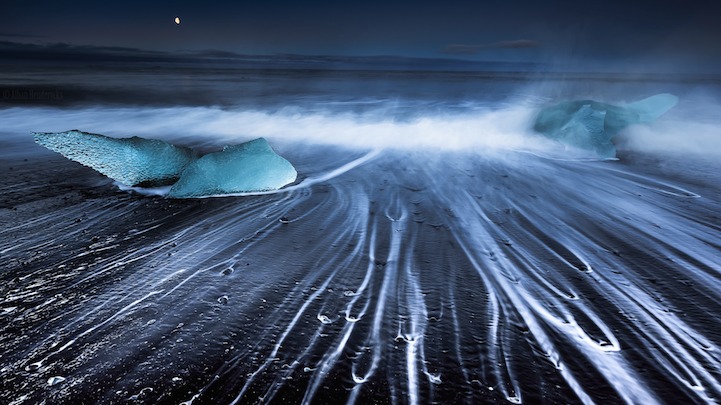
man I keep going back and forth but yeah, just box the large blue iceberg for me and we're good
[33,131,296,197]
[168,138,297,198]
[533,94,678,158]
[33,130,199,187]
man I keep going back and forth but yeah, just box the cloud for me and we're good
[0,40,544,71]
[0,32,45,38]
[0,41,194,64]
[441,40,540,55]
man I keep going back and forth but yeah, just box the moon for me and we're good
[174,17,180,24]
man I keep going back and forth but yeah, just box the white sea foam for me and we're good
[0,103,541,151]
[1,96,719,157]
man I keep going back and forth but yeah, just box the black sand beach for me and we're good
[2,67,721,404]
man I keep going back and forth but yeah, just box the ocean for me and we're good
[1,66,721,404]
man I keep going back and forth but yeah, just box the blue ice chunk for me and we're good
[167,138,297,198]
[625,93,679,124]
[533,94,678,158]
[33,130,199,186]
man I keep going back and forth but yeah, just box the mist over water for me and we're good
[2,67,720,155]
[1,67,721,405]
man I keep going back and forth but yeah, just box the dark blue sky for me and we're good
[2,0,720,72]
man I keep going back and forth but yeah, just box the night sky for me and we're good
[1,0,720,72]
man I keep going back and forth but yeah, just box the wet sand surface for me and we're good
[2,139,721,404]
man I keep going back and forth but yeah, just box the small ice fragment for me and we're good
[25,361,42,372]
[47,376,66,386]
[129,387,154,400]
[303,367,314,372]
[13,395,28,404]
[352,374,366,383]
[426,372,442,384]
[317,314,332,324]
[343,290,355,296]
[217,295,229,305]
[172,376,182,382]
[180,393,201,405]
[168,138,297,198]
[33,130,199,187]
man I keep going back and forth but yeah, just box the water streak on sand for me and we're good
[1,148,721,405]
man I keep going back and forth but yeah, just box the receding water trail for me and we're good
[4,144,721,404]
[2,67,721,404]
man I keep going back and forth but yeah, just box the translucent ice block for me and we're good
[167,138,297,198]
[533,94,678,158]
[33,130,199,187]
